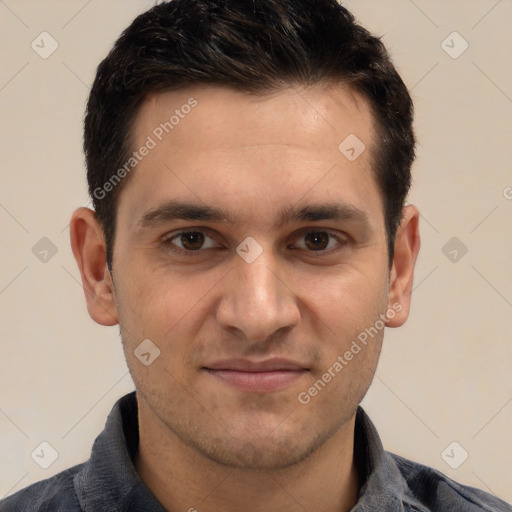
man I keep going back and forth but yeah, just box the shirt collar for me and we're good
[352,407,429,511]
[74,391,167,512]
[73,392,422,511]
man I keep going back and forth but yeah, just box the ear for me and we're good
[69,207,119,326]
[385,204,421,328]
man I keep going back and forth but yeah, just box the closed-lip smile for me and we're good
[203,358,309,392]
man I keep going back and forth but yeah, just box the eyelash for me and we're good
[161,229,349,257]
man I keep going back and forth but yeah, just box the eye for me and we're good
[162,230,221,253]
[161,228,349,257]
[291,230,348,253]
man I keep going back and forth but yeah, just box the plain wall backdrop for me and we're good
[1,0,511,503]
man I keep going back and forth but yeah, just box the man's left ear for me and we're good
[386,204,421,327]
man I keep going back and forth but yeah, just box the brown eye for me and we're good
[179,231,205,250]
[304,231,330,251]
[292,230,348,254]
[163,230,221,254]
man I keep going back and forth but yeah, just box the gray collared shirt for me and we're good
[1,392,510,511]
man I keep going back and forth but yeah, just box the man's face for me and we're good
[110,83,393,469]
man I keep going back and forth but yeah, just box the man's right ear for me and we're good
[69,207,119,326]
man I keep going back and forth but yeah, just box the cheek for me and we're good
[115,266,218,349]
[302,262,388,323]
[115,272,204,395]
[297,270,387,407]
[299,266,389,385]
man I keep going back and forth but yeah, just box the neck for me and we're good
[135,401,360,512]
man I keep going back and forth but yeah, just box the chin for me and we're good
[191,419,336,471]
[201,439,314,470]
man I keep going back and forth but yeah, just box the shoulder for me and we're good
[389,452,512,512]
[0,464,83,512]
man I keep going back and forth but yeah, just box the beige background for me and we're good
[1,0,511,504]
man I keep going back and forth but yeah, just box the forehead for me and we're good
[118,83,383,232]
[134,82,375,153]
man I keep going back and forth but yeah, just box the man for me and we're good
[1,0,510,510]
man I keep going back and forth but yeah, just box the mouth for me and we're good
[202,358,309,393]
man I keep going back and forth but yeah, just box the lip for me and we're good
[205,358,307,372]
[203,358,309,393]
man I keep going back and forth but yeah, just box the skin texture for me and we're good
[70,83,420,512]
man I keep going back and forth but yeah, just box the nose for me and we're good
[216,247,301,345]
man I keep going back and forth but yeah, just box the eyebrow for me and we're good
[136,199,371,230]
